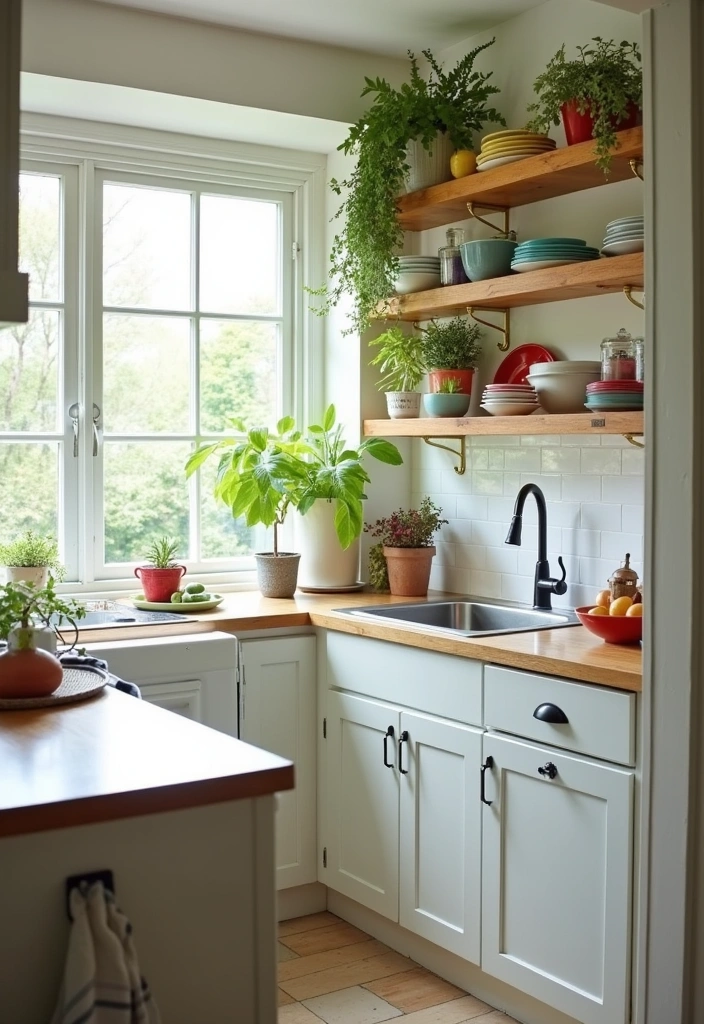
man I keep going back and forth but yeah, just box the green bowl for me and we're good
[460,239,518,281]
[424,393,471,417]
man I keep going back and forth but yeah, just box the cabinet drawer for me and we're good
[484,665,635,765]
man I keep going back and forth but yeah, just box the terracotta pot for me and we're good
[383,546,436,597]
[134,565,186,603]
[560,100,642,147]
[428,369,474,395]
[0,646,63,698]
[255,552,300,599]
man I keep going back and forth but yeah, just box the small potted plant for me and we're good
[310,40,505,335]
[365,497,448,597]
[424,377,471,418]
[369,325,427,418]
[0,531,66,588]
[0,579,85,698]
[525,37,642,172]
[421,316,483,396]
[134,537,187,604]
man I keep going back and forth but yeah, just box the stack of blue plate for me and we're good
[510,238,600,274]
[600,216,644,257]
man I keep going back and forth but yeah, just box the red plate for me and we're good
[494,345,555,385]
[587,381,643,390]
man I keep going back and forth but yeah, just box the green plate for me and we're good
[131,594,224,612]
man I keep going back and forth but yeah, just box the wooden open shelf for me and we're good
[364,411,643,438]
[380,252,643,321]
[397,127,643,231]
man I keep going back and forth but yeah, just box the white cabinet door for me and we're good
[239,636,316,889]
[141,680,203,722]
[482,733,633,1024]
[399,712,482,963]
[326,691,400,921]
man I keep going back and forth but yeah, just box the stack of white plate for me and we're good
[601,216,644,256]
[480,383,540,416]
[394,255,442,294]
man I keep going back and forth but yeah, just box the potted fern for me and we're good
[134,537,186,604]
[369,325,427,418]
[0,531,66,588]
[525,37,642,172]
[312,40,505,335]
[421,316,483,396]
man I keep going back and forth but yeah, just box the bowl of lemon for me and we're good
[575,589,642,645]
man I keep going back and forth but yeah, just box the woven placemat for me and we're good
[0,665,109,710]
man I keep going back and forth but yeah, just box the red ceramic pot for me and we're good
[428,369,474,395]
[560,100,641,147]
[134,565,186,603]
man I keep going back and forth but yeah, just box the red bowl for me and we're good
[575,606,642,645]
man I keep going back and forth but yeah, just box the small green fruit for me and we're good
[184,582,205,595]
[170,591,183,603]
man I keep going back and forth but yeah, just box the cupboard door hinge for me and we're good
[323,847,327,868]
[240,664,245,721]
[292,241,300,261]
[323,717,327,739]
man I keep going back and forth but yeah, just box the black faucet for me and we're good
[505,483,567,611]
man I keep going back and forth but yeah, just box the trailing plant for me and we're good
[421,316,483,370]
[0,531,65,580]
[365,497,448,549]
[0,578,85,648]
[525,37,642,172]
[310,40,505,335]
[143,537,181,568]
[369,325,427,392]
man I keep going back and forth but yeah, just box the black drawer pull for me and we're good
[398,730,409,774]
[480,756,494,805]
[533,702,569,724]
[538,762,558,780]
[383,726,395,768]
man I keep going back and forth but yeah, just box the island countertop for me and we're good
[0,687,294,839]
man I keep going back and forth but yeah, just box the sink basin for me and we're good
[52,600,186,630]
[338,599,579,637]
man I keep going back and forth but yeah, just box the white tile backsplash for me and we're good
[414,434,644,604]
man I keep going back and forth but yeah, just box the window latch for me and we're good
[92,404,102,457]
[69,403,80,458]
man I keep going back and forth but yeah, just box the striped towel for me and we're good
[52,882,160,1024]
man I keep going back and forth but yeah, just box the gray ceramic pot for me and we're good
[255,552,301,598]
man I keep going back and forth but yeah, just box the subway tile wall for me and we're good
[412,434,645,609]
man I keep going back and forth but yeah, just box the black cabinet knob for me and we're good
[538,762,558,780]
[533,702,569,724]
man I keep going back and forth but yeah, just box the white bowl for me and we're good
[481,401,539,416]
[394,272,442,294]
[527,369,601,413]
[528,360,601,374]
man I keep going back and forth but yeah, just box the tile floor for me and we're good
[277,912,518,1024]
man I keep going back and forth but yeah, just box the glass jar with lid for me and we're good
[439,228,469,287]
[601,327,637,380]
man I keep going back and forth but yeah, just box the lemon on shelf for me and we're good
[450,150,477,178]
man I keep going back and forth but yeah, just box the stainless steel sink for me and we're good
[338,599,579,637]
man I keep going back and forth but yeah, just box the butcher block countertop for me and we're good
[79,591,642,692]
[0,687,293,839]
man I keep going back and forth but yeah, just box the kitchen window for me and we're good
[2,123,315,587]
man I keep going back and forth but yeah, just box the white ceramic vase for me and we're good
[386,392,421,419]
[402,133,454,193]
[5,566,49,588]
[296,500,360,591]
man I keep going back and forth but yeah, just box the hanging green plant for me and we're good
[310,40,505,336]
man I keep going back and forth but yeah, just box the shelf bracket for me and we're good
[629,158,644,181]
[623,433,645,449]
[422,436,467,475]
[466,202,511,238]
[467,307,511,352]
[623,285,645,310]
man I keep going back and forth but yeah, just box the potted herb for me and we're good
[369,325,427,418]
[0,531,66,588]
[421,316,483,395]
[134,537,186,604]
[525,37,642,172]
[311,40,505,335]
[0,579,85,698]
[365,498,448,597]
[423,376,471,418]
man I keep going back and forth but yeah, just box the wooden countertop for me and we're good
[79,591,642,692]
[0,687,294,839]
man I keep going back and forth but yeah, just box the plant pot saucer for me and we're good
[131,594,224,612]
[298,582,366,594]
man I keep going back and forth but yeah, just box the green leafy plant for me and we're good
[369,325,427,392]
[421,316,483,370]
[368,543,390,592]
[144,536,181,568]
[0,578,85,648]
[0,531,65,580]
[437,377,463,394]
[310,40,505,335]
[525,37,642,172]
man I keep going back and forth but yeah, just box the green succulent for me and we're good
[144,537,181,568]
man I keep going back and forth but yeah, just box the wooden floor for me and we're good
[277,912,517,1024]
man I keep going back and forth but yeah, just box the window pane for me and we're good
[199,452,255,561]
[103,442,190,564]
[103,183,192,310]
[19,173,62,302]
[103,315,191,434]
[199,195,279,315]
[200,319,278,432]
[0,443,59,544]
[0,310,60,432]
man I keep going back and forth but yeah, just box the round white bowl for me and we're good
[528,360,601,375]
[394,271,442,294]
[527,369,601,413]
[481,401,539,416]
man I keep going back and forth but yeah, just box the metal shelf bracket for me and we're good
[422,435,467,475]
[467,307,511,352]
[623,433,645,449]
[466,202,511,238]
[629,158,644,181]
[624,285,644,310]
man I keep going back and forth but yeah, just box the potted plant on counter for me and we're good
[365,497,448,597]
[422,316,483,397]
[525,37,642,172]
[311,40,505,335]
[369,324,427,418]
[134,537,187,604]
[0,530,66,588]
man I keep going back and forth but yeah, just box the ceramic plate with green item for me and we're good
[131,594,224,612]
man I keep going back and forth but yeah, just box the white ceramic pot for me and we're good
[8,625,57,655]
[296,500,360,590]
[402,133,454,193]
[386,392,421,419]
[5,566,49,588]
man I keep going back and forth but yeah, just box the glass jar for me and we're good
[635,336,645,382]
[601,327,637,380]
[439,228,468,287]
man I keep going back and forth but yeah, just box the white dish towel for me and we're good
[52,881,161,1024]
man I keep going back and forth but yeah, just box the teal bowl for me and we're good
[460,239,518,281]
[424,393,471,417]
